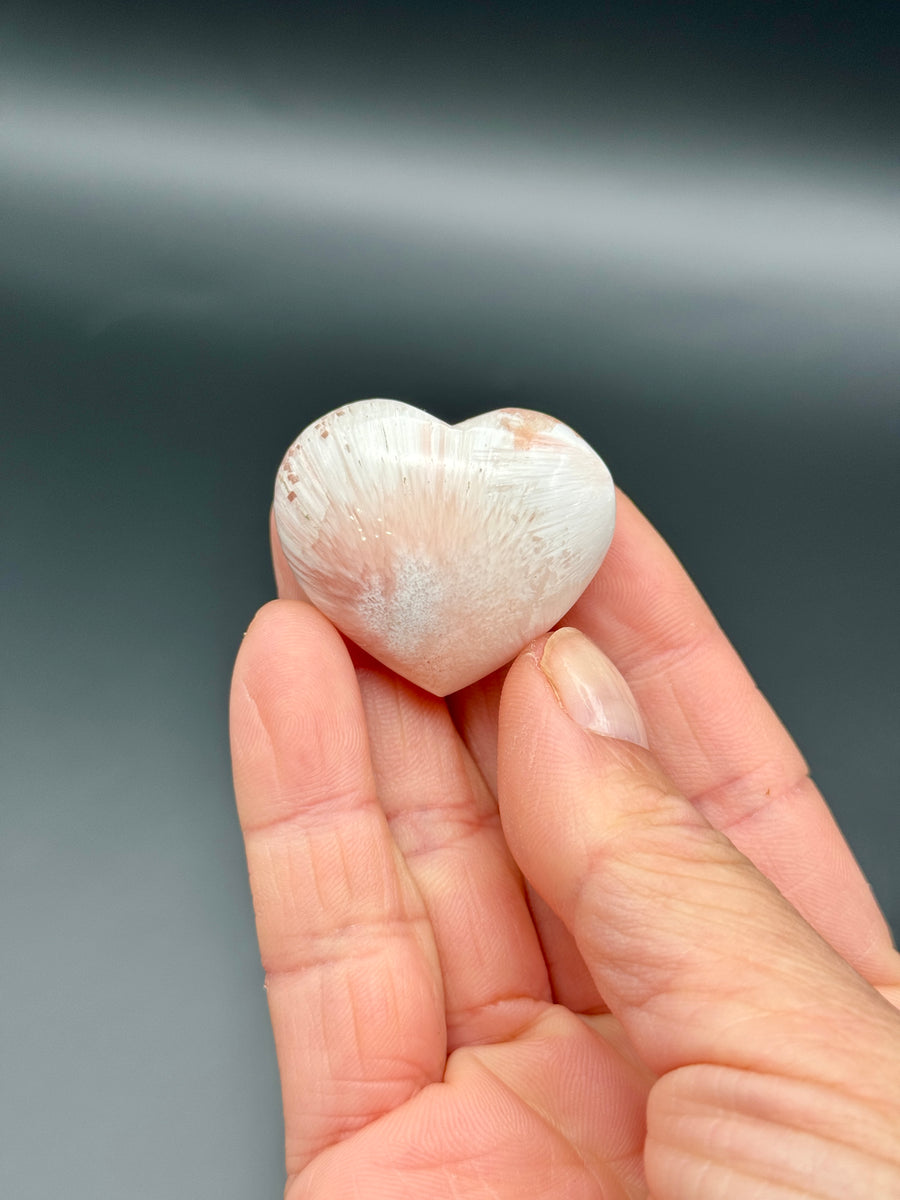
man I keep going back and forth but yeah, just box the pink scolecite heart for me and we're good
[273,399,615,695]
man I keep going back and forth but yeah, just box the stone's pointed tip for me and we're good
[273,399,615,692]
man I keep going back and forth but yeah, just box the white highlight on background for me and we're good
[3,80,900,293]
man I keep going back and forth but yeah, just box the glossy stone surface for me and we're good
[273,399,615,694]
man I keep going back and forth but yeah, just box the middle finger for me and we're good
[357,663,552,1050]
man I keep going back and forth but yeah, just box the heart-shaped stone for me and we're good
[273,399,615,695]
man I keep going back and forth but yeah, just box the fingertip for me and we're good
[498,632,678,917]
[497,628,893,1087]
[230,599,370,834]
[499,629,657,802]
[236,595,292,649]
[538,627,650,749]
[233,598,338,692]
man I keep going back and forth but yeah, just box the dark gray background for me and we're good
[3,3,898,1196]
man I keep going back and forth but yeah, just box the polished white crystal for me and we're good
[273,399,615,695]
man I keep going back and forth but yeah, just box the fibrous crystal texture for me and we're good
[273,399,615,695]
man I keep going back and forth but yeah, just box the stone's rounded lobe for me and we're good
[273,399,616,695]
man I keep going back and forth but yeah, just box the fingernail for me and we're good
[539,628,650,749]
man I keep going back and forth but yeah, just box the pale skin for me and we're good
[229,490,900,1198]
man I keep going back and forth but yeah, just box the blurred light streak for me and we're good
[3,82,900,293]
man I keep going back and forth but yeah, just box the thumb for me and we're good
[498,628,900,1170]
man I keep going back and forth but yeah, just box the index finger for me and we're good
[565,489,895,979]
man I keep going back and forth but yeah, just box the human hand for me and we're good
[230,490,900,1197]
